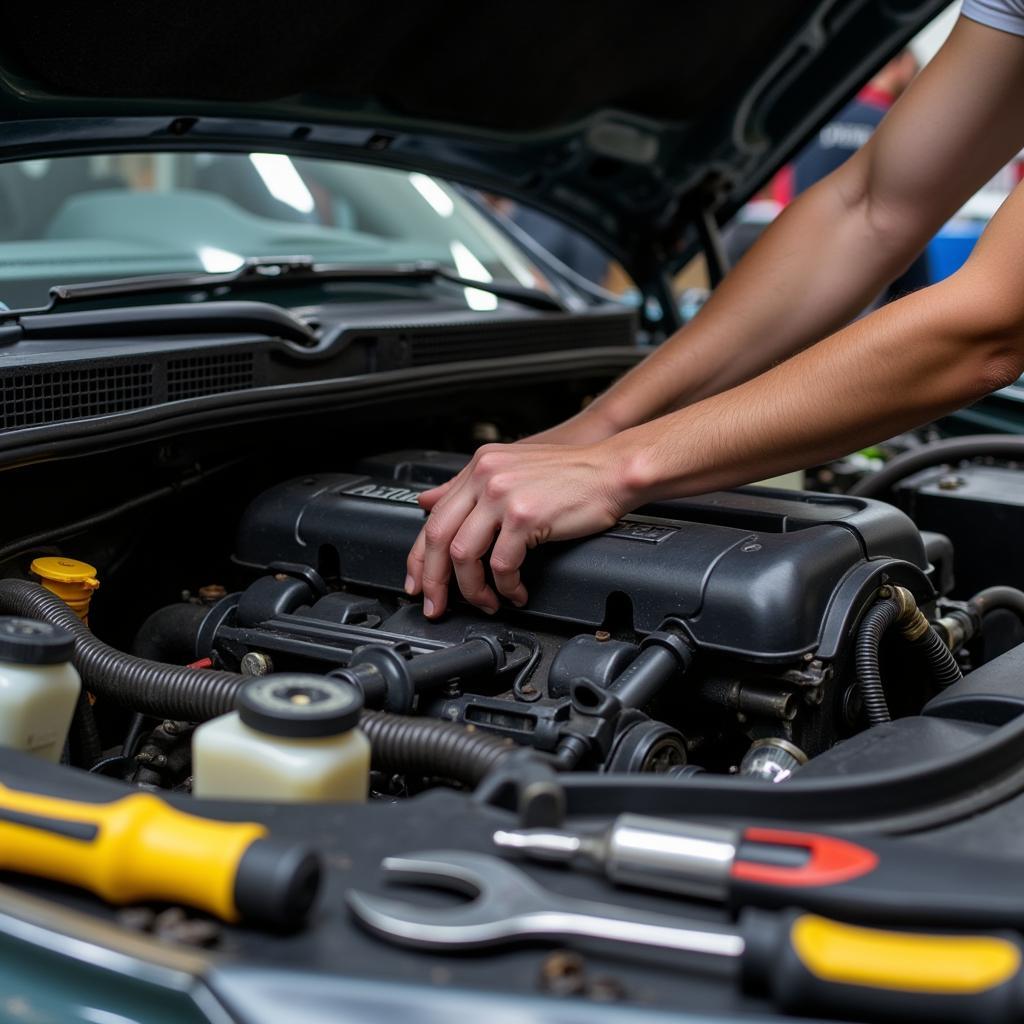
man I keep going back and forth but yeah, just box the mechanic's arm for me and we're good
[409,177,1024,617]
[408,16,1024,618]
[616,183,1024,499]
[530,15,1024,446]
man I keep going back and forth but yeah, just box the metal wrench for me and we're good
[347,850,1024,1023]
[347,848,743,956]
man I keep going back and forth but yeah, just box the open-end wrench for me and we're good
[348,850,1024,1023]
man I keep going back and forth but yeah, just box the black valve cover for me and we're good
[234,451,931,660]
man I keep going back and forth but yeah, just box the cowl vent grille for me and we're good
[0,364,153,430]
[167,352,255,400]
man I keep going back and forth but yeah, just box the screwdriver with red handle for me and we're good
[494,813,1024,928]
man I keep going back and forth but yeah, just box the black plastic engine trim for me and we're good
[476,712,1024,836]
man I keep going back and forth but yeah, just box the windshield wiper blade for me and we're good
[36,256,566,314]
[0,300,317,347]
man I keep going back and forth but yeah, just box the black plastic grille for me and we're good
[0,364,153,430]
[167,352,255,400]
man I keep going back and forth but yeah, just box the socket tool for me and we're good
[0,782,320,926]
[348,849,1024,1022]
[495,813,1024,928]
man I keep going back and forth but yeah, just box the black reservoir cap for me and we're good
[0,617,74,666]
[238,674,362,738]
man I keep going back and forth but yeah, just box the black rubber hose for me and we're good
[849,434,1024,498]
[856,597,965,726]
[132,602,209,663]
[0,579,244,721]
[854,598,901,726]
[360,711,515,787]
[908,628,963,689]
[968,585,1024,624]
[0,579,518,787]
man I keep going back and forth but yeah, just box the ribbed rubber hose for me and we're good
[0,579,244,721]
[849,434,1024,499]
[908,628,963,689]
[854,598,900,726]
[360,711,516,786]
[855,598,964,726]
[0,579,518,787]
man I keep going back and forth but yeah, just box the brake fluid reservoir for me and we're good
[0,617,81,761]
[192,674,370,802]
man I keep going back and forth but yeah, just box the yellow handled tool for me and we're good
[743,910,1024,1021]
[349,850,1024,1022]
[0,782,320,927]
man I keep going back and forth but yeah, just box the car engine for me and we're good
[78,447,965,791]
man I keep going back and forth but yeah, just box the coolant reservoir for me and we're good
[192,674,370,802]
[0,617,81,761]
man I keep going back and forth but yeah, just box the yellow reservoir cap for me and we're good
[30,557,100,621]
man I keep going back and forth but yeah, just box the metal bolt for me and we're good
[197,584,226,604]
[520,684,538,697]
[539,950,588,997]
[594,630,611,642]
[240,651,274,676]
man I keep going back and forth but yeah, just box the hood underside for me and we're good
[0,0,948,275]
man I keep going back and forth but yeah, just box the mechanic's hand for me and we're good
[405,441,632,618]
[413,412,621,513]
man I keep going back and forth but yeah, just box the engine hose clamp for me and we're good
[878,585,931,642]
[347,645,415,714]
[640,629,696,671]
[461,629,508,672]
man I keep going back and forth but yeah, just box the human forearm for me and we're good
[612,276,1024,503]
[580,16,1024,439]
[586,173,942,436]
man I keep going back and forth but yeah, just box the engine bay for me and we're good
[209,449,938,779]
[5,442,1010,798]
[5,422,1024,1019]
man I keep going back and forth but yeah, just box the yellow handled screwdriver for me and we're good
[0,782,320,927]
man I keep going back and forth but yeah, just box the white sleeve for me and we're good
[962,0,1024,37]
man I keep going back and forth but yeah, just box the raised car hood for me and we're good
[0,0,948,278]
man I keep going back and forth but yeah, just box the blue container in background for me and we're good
[927,218,985,282]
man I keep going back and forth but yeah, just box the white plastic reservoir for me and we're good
[193,674,370,802]
[0,617,81,761]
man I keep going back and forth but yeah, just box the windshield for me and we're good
[0,152,549,308]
